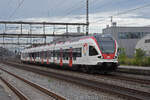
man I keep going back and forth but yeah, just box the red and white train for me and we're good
[21,34,119,73]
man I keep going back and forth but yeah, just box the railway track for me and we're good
[2,62,150,100]
[0,67,66,100]
[101,74,150,85]
[0,76,29,100]
[4,60,150,85]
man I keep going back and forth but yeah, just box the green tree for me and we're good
[135,48,145,59]
[134,48,145,66]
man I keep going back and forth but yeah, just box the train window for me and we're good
[37,52,39,57]
[26,53,29,57]
[66,49,70,59]
[72,52,77,60]
[36,53,38,58]
[33,53,35,58]
[34,53,37,58]
[145,39,150,43]
[28,53,29,57]
[72,48,82,57]
[55,50,60,60]
[62,49,69,60]
[73,56,76,60]
[29,53,32,58]
[43,51,47,59]
[47,51,51,59]
[45,51,47,58]
[40,52,43,58]
[42,52,44,58]
[77,48,82,57]
[60,49,63,58]
[62,50,66,60]
[89,46,98,56]
[51,51,53,57]
[39,52,41,58]
[29,53,34,58]
[53,50,56,57]
[29,53,31,57]
[24,53,26,58]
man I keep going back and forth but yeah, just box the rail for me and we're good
[2,62,150,100]
[0,76,29,100]
[0,67,66,100]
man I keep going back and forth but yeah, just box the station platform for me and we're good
[118,65,150,75]
[0,85,11,100]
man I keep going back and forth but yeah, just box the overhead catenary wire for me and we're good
[8,0,25,19]
[91,2,150,24]
[62,0,86,18]
[63,0,122,22]
[63,0,102,20]
[115,3,150,16]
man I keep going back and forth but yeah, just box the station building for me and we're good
[102,22,150,57]
[136,35,150,56]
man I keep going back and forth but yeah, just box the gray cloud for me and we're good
[0,0,149,20]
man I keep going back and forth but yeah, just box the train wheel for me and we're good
[89,68,95,74]
[82,66,90,73]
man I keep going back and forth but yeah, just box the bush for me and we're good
[119,48,150,66]
[143,57,150,66]
[118,48,127,64]
[135,48,145,59]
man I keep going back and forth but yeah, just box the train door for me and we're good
[60,48,63,66]
[47,51,49,64]
[83,43,88,57]
[81,43,89,64]
[53,44,56,64]
[88,45,99,64]
[41,51,44,64]
[33,53,35,63]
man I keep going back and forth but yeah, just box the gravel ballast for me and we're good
[0,70,55,100]
[0,63,124,100]
[8,63,150,93]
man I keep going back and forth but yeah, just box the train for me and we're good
[21,34,119,73]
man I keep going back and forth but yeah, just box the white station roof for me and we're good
[136,35,150,56]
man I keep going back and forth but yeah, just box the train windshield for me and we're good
[95,36,115,54]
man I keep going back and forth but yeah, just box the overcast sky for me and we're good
[0,0,150,33]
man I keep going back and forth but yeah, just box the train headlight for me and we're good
[98,56,103,59]
[114,56,117,59]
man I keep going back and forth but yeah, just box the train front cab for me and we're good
[88,35,119,73]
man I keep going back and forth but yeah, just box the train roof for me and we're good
[51,33,113,43]
[22,33,114,52]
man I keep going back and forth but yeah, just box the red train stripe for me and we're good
[42,58,44,64]
[69,48,72,67]
[47,59,49,64]
[60,58,63,66]
[69,59,72,67]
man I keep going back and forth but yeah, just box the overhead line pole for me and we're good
[86,0,89,36]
